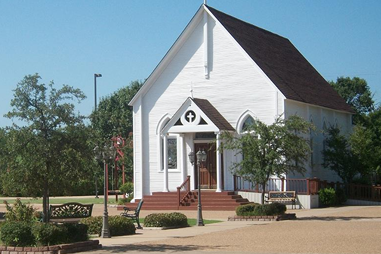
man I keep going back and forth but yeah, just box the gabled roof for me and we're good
[193,98,235,131]
[162,97,235,134]
[206,5,354,113]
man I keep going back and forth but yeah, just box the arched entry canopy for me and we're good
[160,97,235,192]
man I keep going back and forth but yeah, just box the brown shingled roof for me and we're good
[206,5,354,113]
[193,98,235,131]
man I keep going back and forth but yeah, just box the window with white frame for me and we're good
[167,137,177,169]
[160,135,178,170]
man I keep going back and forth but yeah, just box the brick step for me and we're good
[117,191,249,211]
[182,202,249,207]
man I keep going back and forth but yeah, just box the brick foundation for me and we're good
[0,240,101,254]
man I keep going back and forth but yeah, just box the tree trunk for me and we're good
[42,178,50,222]
[261,182,266,205]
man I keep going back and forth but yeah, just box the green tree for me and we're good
[91,80,142,184]
[329,77,374,124]
[350,106,381,183]
[2,74,93,222]
[220,115,313,204]
[91,80,142,140]
[322,126,363,185]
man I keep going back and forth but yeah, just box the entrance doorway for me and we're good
[194,143,221,189]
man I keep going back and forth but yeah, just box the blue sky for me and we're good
[1,0,380,127]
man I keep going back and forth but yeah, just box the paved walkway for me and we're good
[79,205,381,254]
[2,197,380,253]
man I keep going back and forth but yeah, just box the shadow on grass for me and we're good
[101,243,226,253]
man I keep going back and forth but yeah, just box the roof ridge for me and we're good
[205,5,289,41]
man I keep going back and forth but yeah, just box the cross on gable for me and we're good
[186,110,195,122]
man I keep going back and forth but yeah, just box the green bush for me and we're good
[117,196,134,205]
[318,187,337,206]
[319,187,336,206]
[268,202,287,215]
[0,221,89,247]
[236,203,258,216]
[80,216,103,235]
[120,182,134,196]
[63,223,89,243]
[0,221,35,247]
[236,203,286,216]
[109,216,136,236]
[80,216,135,236]
[319,187,347,206]
[144,212,188,227]
[32,223,67,246]
[4,199,36,222]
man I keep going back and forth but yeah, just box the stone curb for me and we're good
[0,240,101,254]
[228,213,296,221]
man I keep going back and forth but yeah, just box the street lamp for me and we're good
[94,73,102,111]
[94,142,116,238]
[189,149,207,226]
[94,73,102,198]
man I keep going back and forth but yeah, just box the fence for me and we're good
[233,175,381,202]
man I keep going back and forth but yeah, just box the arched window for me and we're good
[157,115,178,171]
[242,116,255,132]
[237,110,256,134]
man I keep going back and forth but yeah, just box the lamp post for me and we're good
[94,73,102,198]
[94,73,102,111]
[189,149,206,226]
[94,143,116,238]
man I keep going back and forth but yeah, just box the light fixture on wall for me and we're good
[188,151,195,165]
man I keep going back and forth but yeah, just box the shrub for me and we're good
[63,223,89,243]
[4,199,36,222]
[120,182,134,197]
[0,221,35,247]
[319,187,337,207]
[144,212,188,227]
[236,203,286,216]
[32,223,67,246]
[117,196,134,205]
[269,202,287,215]
[80,216,103,235]
[236,203,258,216]
[80,216,135,236]
[319,187,347,207]
[109,216,136,236]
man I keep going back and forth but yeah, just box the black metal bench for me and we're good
[266,191,297,209]
[120,199,144,229]
[49,202,94,222]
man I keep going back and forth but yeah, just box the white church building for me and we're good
[128,4,354,202]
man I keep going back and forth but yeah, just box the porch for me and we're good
[233,176,381,208]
